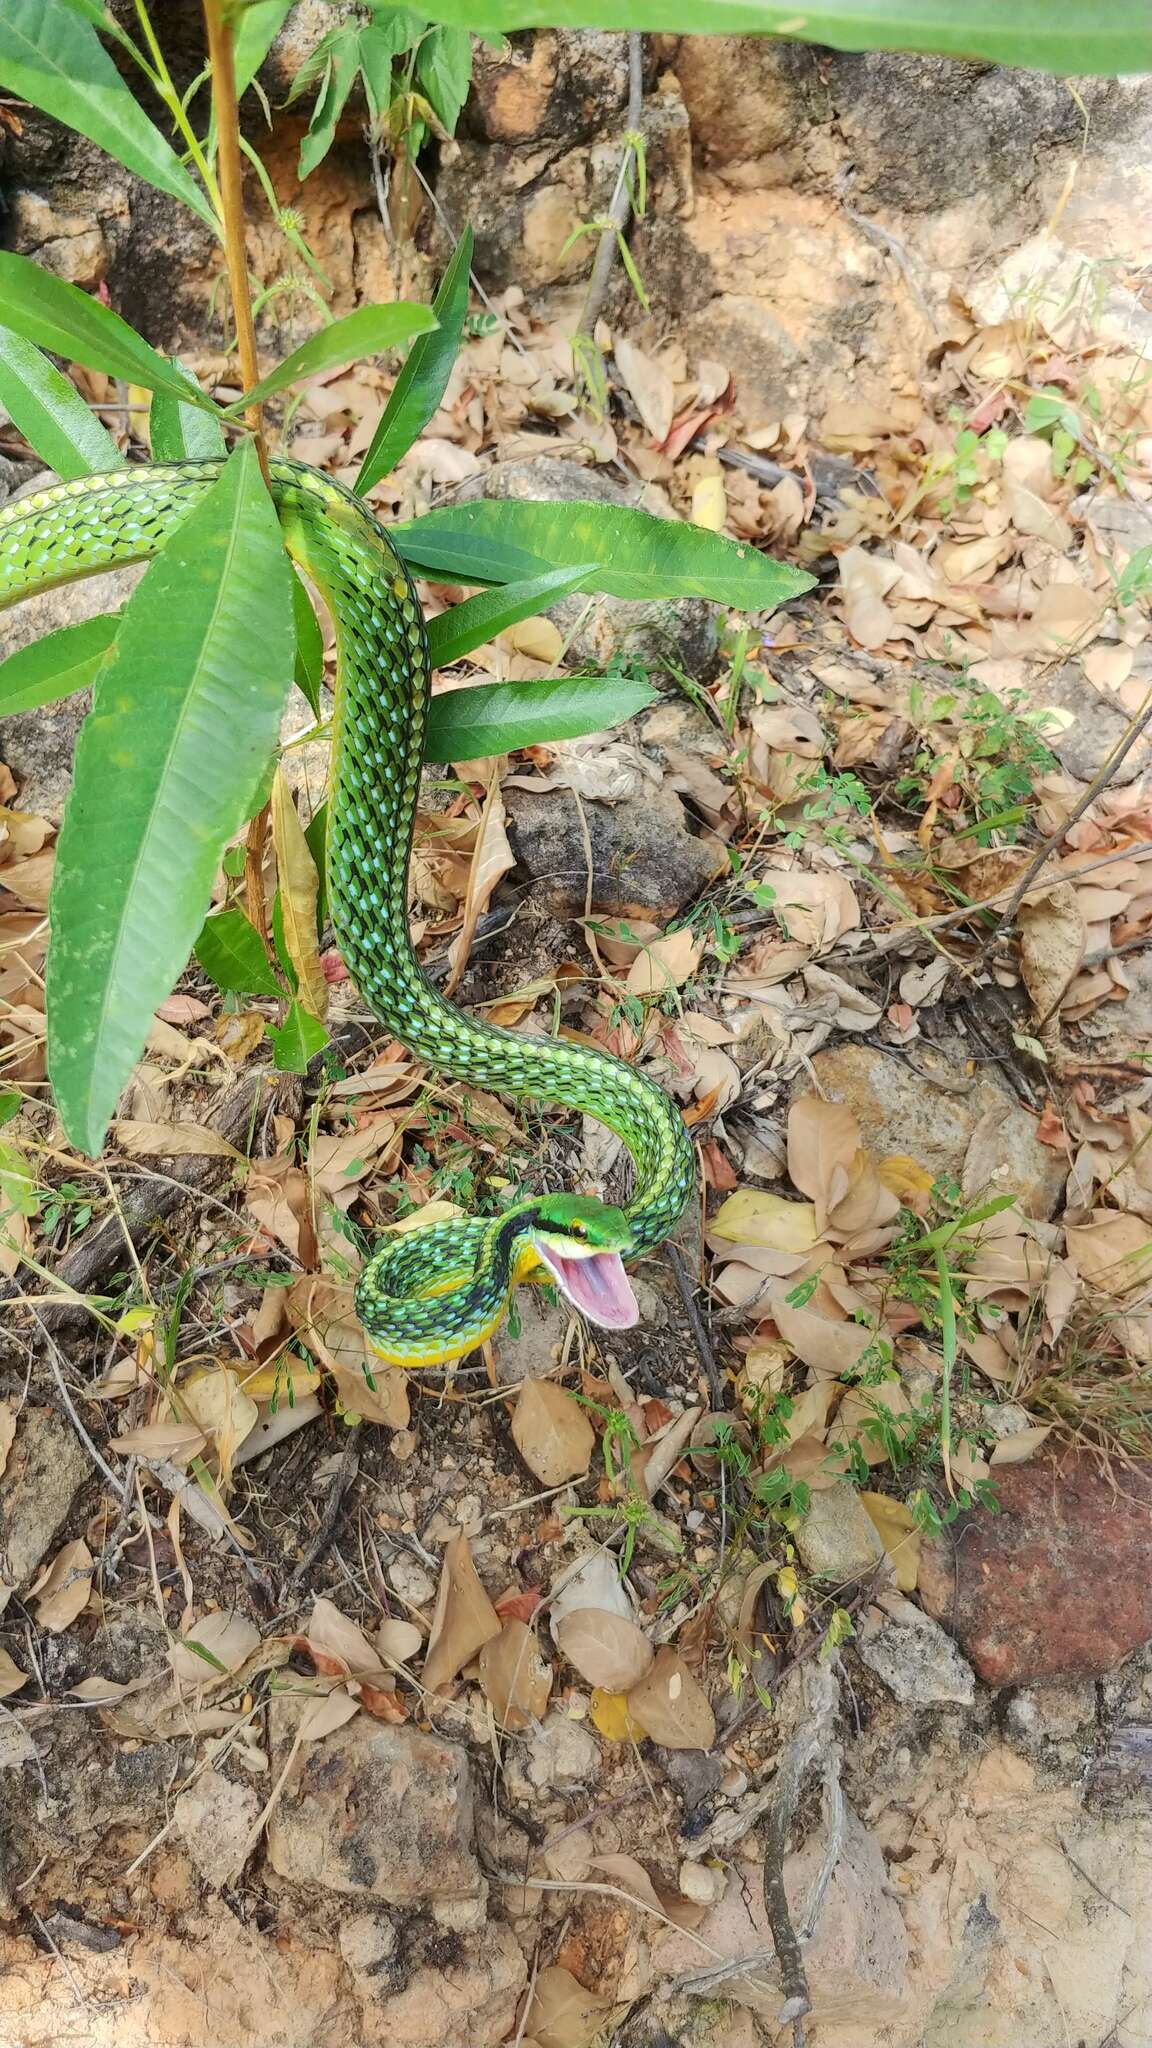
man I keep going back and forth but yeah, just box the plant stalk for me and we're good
[202,0,268,476]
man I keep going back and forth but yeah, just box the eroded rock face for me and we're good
[919,1455,1152,1684]
[266,1706,481,1903]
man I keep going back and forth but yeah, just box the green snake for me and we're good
[0,459,694,1365]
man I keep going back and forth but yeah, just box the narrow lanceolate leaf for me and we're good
[0,254,218,406]
[0,0,218,229]
[424,670,658,762]
[224,303,438,415]
[356,227,473,495]
[270,767,328,1020]
[194,907,283,999]
[397,500,815,608]
[426,563,597,671]
[292,573,325,717]
[0,615,118,718]
[0,329,124,480]
[268,999,329,1074]
[47,441,295,1156]
[149,363,228,462]
[234,0,295,96]
[413,1,1152,76]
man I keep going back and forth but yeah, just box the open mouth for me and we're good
[534,1242,640,1330]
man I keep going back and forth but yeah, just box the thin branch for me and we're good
[576,33,644,340]
[289,1423,362,1595]
[761,1663,841,2048]
[201,0,267,473]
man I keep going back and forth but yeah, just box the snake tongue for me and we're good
[538,1246,639,1330]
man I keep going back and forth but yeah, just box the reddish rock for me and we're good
[919,1455,1152,1685]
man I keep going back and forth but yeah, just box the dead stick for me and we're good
[575,33,644,340]
[289,1423,362,1596]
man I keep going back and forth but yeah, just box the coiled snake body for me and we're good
[0,460,694,1363]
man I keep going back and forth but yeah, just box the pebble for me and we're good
[388,1554,438,1608]
[679,1859,728,1906]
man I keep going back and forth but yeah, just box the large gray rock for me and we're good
[858,1593,976,1708]
[266,1707,481,1902]
[506,778,727,921]
[0,1405,91,1617]
[0,563,140,823]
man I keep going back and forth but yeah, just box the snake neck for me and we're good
[359,1206,544,1366]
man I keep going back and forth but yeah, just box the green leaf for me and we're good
[267,999,329,1072]
[426,562,596,670]
[358,14,421,124]
[234,0,294,96]
[356,227,472,493]
[412,1,1152,74]
[305,799,328,933]
[194,907,282,998]
[0,328,124,481]
[47,441,295,1156]
[224,302,438,414]
[0,253,219,405]
[0,0,218,229]
[416,24,472,133]
[292,572,325,716]
[149,361,228,462]
[298,25,362,177]
[396,499,815,607]
[425,670,657,761]
[0,614,118,718]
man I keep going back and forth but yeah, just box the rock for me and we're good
[919,1454,1152,1685]
[0,1405,90,1615]
[679,1858,727,1906]
[1004,1680,1097,1753]
[469,30,630,147]
[857,1593,976,1707]
[682,293,808,422]
[657,1745,724,1811]
[669,36,815,174]
[794,1482,887,1585]
[517,1712,601,1798]
[266,1708,481,1902]
[6,191,107,287]
[338,1910,399,1984]
[506,781,726,921]
[490,1287,569,1384]
[1044,661,1152,786]
[173,1772,260,1889]
[459,458,719,678]
[358,1921,527,2048]
[806,1043,1066,1217]
[387,1554,437,1607]
[0,560,142,823]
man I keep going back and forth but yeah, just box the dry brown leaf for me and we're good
[170,1609,261,1687]
[288,1276,410,1427]
[770,1288,878,1380]
[271,767,328,1022]
[749,702,825,756]
[423,1527,502,1693]
[787,1095,860,1229]
[709,1187,819,1253]
[1065,1213,1152,1298]
[1005,482,1072,550]
[614,335,675,443]
[511,1380,595,1485]
[554,1608,654,1692]
[691,469,727,532]
[527,1966,611,2048]
[305,1596,388,1682]
[376,1618,423,1665]
[181,1368,259,1489]
[587,1852,673,1920]
[444,780,515,996]
[549,1548,634,1631]
[1030,582,1103,654]
[30,1538,93,1631]
[755,867,859,950]
[626,1646,715,1751]
[112,1120,246,1161]
[299,1687,360,1740]
[1019,883,1086,1021]
[989,1424,1052,1466]
[113,1419,208,1459]
[858,1492,920,1592]
[0,1646,26,1699]
[824,1155,902,1239]
[247,1151,317,1265]
[477,1618,552,1730]
[625,926,704,997]
[0,1400,15,1480]
[309,1117,397,1205]
[0,852,54,908]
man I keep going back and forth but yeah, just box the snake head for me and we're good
[531,1193,639,1331]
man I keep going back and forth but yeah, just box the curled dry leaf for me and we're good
[305,1596,387,1682]
[271,765,328,1023]
[755,867,860,950]
[299,1687,360,1740]
[171,1609,261,1687]
[770,1287,879,1380]
[30,1538,94,1632]
[511,1380,595,1486]
[554,1608,654,1693]
[625,926,704,997]
[1019,883,1086,1021]
[528,1966,611,2048]
[710,1187,819,1253]
[614,334,675,443]
[112,1121,245,1160]
[787,1095,860,1232]
[444,782,515,995]
[0,1646,26,1699]
[1065,1213,1152,1299]
[477,1617,552,1730]
[113,1419,207,1460]
[423,1527,502,1694]
[859,1492,920,1592]
[376,1618,423,1665]
[990,1424,1053,1466]
[626,1646,715,1752]
[247,1151,317,1265]
[182,1368,259,1488]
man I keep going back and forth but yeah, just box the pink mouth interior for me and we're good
[537,1246,640,1330]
